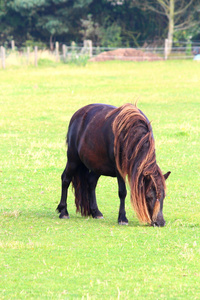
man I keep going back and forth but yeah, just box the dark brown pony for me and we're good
[57,103,170,226]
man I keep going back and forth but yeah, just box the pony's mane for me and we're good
[107,103,166,224]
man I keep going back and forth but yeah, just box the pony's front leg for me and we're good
[57,163,72,219]
[117,176,128,225]
[88,172,103,219]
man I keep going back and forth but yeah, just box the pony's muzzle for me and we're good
[152,220,166,227]
[151,200,165,227]
[151,214,166,227]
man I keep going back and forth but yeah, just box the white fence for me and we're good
[1,39,200,69]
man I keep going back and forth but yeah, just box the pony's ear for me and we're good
[164,171,171,180]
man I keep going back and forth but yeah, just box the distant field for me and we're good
[0,60,199,299]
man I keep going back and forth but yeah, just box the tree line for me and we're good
[0,0,200,52]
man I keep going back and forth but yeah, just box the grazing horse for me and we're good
[57,103,170,226]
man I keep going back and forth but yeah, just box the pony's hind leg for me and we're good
[117,175,128,225]
[88,172,103,219]
[57,162,76,219]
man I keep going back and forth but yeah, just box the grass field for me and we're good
[0,60,200,299]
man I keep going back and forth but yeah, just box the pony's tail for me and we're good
[72,165,90,216]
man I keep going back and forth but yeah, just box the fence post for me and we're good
[1,46,6,69]
[34,46,38,67]
[11,40,15,51]
[62,44,67,61]
[84,40,93,58]
[27,47,30,65]
[164,39,169,60]
[55,42,59,62]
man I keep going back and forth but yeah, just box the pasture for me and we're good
[0,60,200,299]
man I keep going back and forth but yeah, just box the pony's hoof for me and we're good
[94,216,104,219]
[118,221,128,225]
[59,214,69,219]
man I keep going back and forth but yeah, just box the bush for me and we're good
[23,40,47,51]
[100,23,122,48]
[38,58,57,67]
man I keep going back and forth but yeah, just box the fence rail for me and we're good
[1,40,200,69]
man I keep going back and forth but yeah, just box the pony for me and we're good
[57,103,170,226]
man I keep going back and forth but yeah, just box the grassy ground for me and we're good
[0,60,199,299]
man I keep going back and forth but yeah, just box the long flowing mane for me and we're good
[107,104,166,224]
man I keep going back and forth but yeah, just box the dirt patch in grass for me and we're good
[90,48,163,62]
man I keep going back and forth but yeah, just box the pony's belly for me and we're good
[79,149,116,177]
[78,127,116,176]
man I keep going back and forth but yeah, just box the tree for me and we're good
[87,0,167,47]
[0,0,31,46]
[1,0,93,47]
[132,0,200,54]
[80,14,101,45]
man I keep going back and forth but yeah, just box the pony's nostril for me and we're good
[152,220,166,227]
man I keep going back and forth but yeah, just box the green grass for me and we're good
[0,60,200,299]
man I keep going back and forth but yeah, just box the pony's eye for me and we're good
[146,196,151,202]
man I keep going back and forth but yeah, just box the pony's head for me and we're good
[129,165,170,227]
[144,171,171,227]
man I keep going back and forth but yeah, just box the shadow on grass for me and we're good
[0,208,144,228]
[2,209,199,228]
